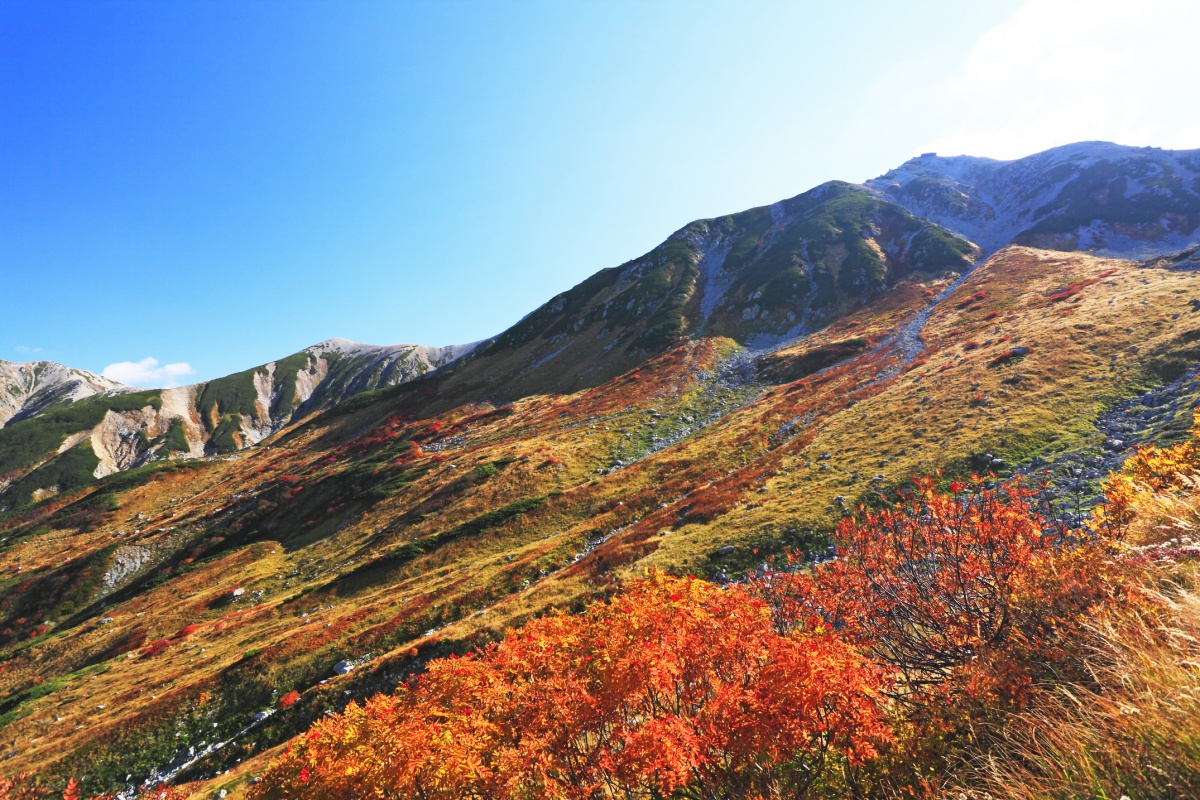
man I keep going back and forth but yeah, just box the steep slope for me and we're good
[5,244,1200,797]
[424,181,977,405]
[0,360,133,427]
[0,339,474,506]
[8,144,1200,797]
[866,142,1200,257]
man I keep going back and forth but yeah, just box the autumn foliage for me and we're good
[249,573,891,800]
[247,471,1175,799]
[797,478,1051,677]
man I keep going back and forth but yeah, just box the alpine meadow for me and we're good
[3,4,1200,799]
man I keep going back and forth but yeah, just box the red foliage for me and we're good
[798,479,1048,676]
[982,311,999,320]
[955,291,988,310]
[250,573,891,800]
[963,341,981,351]
[680,465,774,524]
[141,638,171,658]
[280,690,302,709]
[988,347,1031,367]
[1047,269,1116,302]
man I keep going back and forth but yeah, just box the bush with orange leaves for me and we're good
[752,476,1155,797]
[801,478,1053,680]
[764,479,1145,684]
[248,572,892,800]
[1095,410,1200,551]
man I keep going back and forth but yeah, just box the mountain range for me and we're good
[0,339,474,504]
[2,141,1200,796]
[9,141,1196,510]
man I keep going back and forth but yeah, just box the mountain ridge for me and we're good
[6,142,1200,795]
[866,141,1200,256]
[0,360,134,428]
[0,338,477,505]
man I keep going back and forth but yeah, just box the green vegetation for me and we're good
[5,441,101,503]
[336,495,550,590]
[718,183,973,320]
[762,337,870,382]
[0,390,160,479]
[472,462,499,479]
[158,417,191,453]
[210,414,244,453]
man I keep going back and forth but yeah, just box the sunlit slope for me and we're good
[417,181,976,408]
[1,246,1198,795]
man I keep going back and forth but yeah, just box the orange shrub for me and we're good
[801,478,1050,677]
[250,573,891,800]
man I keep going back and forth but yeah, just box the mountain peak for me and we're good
[0,359,132,427]
[867,142,1200,257]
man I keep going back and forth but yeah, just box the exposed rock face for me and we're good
[0,339,477,502]
[865,142,1200,258]
[0,360,132,427]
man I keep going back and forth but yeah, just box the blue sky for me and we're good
[2,0,1197,386]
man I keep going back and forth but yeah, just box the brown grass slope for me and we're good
[1,247,1199,796]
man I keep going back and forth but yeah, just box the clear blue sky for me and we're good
[2,0,1196,385]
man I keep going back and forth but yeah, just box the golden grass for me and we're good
[952,563,1200,800]
[6,246,1200,794]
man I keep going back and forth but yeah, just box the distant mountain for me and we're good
[430,181,978,402]
[11,141,1200,794]
[0,338,474,505]
[0,360,132,427]
[9,142,1197,500]
[866,142,1200,257]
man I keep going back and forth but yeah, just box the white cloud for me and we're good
[921,0,1200,159]
[102,357,195,388]
[13,345,44,355]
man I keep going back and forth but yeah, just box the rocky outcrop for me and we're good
[866,142,1200,258]
[0,360,132,427]
[0,339,476,502]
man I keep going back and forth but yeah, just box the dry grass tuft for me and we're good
[953,564,1200,800]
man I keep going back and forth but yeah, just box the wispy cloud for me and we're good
[920,0,1200,159]
[13,345,44,356]
[102,357,195,388]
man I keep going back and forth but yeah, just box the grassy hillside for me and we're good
[411,183,976,412]
[1,247,1198,797]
